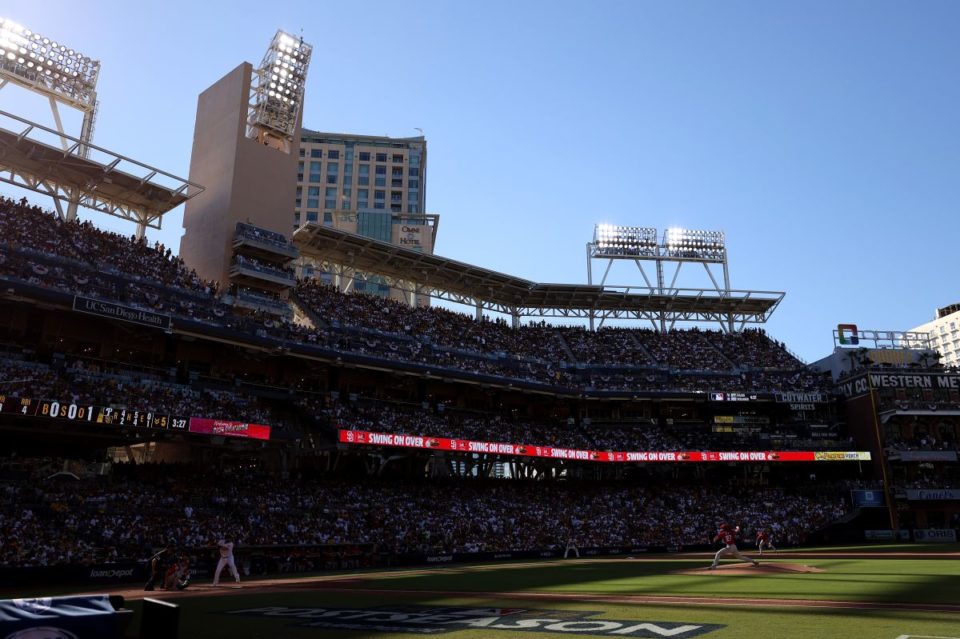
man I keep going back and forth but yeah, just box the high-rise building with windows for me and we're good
[910,303,960,367]
[294,130,437,303]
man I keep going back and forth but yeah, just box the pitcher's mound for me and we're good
[679,562,824,575]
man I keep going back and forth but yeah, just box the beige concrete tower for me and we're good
[180,31,312,286]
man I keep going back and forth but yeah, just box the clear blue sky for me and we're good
[2,0,958,362]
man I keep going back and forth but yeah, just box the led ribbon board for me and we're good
[339,430,870,463]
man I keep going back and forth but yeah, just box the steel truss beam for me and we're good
[0,110,203,236]
[311,258,783,326]
[587,237,737,332]
[0,165,161,230]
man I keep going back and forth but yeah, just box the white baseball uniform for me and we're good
[213,540,240,585]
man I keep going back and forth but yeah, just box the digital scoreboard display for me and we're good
[709,392,757,402]
[2,397,188,429]
[1,394,231,437]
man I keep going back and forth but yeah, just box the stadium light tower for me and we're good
[0,16,100,222]
[181,29,313,286]
[587,224,734,332]
[246,30,312,153]
[0,18,202,236]
[0,17,100,153]
[663,227,727,262]
[592,224,659,258]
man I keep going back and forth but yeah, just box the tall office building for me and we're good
[910,303,960,367]
[294,130,438,303]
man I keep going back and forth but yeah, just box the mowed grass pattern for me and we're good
[354,555,960,604]
[122,583,960,639]
[170,548,960,639]
[6,546,960,639]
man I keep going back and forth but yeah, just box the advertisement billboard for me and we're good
[339,430,870,464]
[189,418,271,441]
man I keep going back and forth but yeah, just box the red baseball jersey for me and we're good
[757,530,769,542]
[715,530,736,545]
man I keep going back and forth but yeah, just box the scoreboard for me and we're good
[0,394,269,440]
[709,392,758,402]
[3,394,190,432]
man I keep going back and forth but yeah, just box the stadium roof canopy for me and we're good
[293,223,785,330]
[0,109,203,233]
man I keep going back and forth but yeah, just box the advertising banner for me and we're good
[904,489,960,501]
[774,392,829,411]
[85,563,141,583]
[74,295,172,330]
[867,373,960,391]
[912,529,957,543]
[338,430,871,464]
[850,490,886,507]
[838,372,960,398]
[864,530,910,541]
[393,223,430,252]
[895,451,958,462]
[189,418,271,440]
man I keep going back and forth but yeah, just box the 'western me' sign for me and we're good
[839,373,960,397]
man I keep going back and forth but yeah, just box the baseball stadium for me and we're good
[0,14,959,639]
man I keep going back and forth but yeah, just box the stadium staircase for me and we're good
[769,335,808,365]
[626,332,654,365]
[702,335,737,370]
[553,332,578,363]
[289,292,327,329]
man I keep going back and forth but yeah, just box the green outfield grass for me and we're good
[6,546,960,639]
[354,556,960,604]
[119,588,960,639]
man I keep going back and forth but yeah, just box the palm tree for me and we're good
[917,350,942,370]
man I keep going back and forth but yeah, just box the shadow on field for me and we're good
[318,556,960,621]
[71,556,959,639]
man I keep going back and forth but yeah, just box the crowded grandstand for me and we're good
[0,16,958,598]
[3,191,957,584]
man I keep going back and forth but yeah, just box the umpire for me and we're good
[143,545,172,591]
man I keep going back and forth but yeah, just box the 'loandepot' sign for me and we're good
[226,606,724,637]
